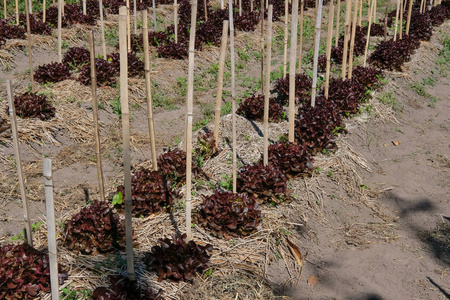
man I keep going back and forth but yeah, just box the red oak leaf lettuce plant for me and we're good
[93,275,163,300]
[5,92,55,120]
[236,95,285,122]
[34,62,72,84]
[266,141,314,178]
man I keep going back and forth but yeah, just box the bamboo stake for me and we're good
[335,0,341,47]
[89,31,106,202]
[152,0,157,31]
[204,0,208,20]
[127,0,131,52]
[58,0,62,63]
[119,6,135,281]
[311,0,323,107]
[62,0,64,16]
[405,0,413,34]
[399,0,403,40]
[185,0,198,241]
[358,0,362,26]
[221,0,223,9]
[263,5,273,166]
[6,80,33,248]
[341,0,351,79]
[251,0,253,11]
[213,20,229,144]
[43,159,59,300]
[298,0,305,72]
[239,0,242,16]
[25,0,35,92]
[4,0,7,19]
[99,0,106,58]
[282,0,289,79]
[420,0,424,14]
[29,0,32,14]
[229,0,237,193]
[363,0,375,67]
[134,0,137,34]
[374,0,377,23]
[288,0,299,143]
[43,0,46,22]
[260,0,265,95]
[347,0,358,79]
[174,0,178,43]
[324,0,334,98]
[143,11,158,171]
[393,0,400,41]
[15,0,19,25]
[83,0,86,14]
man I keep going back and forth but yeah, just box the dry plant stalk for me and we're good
[263,5,273,166]
[89,31,106,201]
[347,0,359,79]
[185,0,199,241]
[298,0,305,73]
[393,0,400,41]
[58,0,62,63]
[142,10,158,171]
[325,0,334,98]
[6,80,34,248]
[229,0,237,193]
[25,0,35,92]
[311,0,323,107]
[260,0,265,95]
[283,0,289,79]
[289,0,299,143]
[43,159,59,300]
[341,0,352,79]
[214,21,229,144]
[406,0,413,34]
[99,0,107,58]
[335,0,341,47]
[119,5,135,281]
[363,0,375,67]
[174,0,178,43]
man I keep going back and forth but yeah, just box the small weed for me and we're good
[219,173,233,191]
[422,76,436,86]
[378,91,403,112]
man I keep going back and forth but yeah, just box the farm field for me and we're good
[0,0,449,299]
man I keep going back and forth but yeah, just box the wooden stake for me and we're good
[142,11,158,171]
[263,5,273,166]
[373,0,377,22]
[29,0,32,14]
[152,0,157,31]
[99,0,107,59]
[205,0,208,20]
[341,0,351,79]
[127,0,131,52]
[298,0,305,72]
[185,0,198,241]
[58,0,62,63]
[134,0,137,34]
[213,20,229,144]
[42,159,59,300]
[420,0,424,14]
[399,0,403,40]
[62,0,64,16]
[251,0,253,11]
[239,0,242,16]
[358,0,362,26]
[89,31,106,202]
[119,6,135,281]
[6,80,33,248]
[83,0,86,14]
[325,0,334,98]
[229,0,237,193]
[15,0,19,25]
[393,0,400,41]
[260,0,265,95]
[43,0,46,22]
[288,0,299,143]
[174,0,178,43]
[221,0,224,9]
[347,0,358,79]
[282,0,289,79]
[25,0,35,92]
[335,0,341,47]
[363,0,375,67]
[4,0,7,19]
[311,0,323,106]
[405,0,413,35]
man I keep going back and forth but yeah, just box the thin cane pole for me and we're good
[83,0,86,14]
[260,0,265,95]
[43,159,59,300]
[335,0,341,47]
[152,0,157,31]
[143,11,158,171]
[363,0,375,67]
[134,0,137,34]
[288,0,299,143]
[43,0,46,22]
[405,0,413,34]
[119,6,135,281]
[89,31,106,202]
[205,0,208,20]
[16,0,19,25]
[341,0,351,79]
[185,0,198,241]
[3,0,6,19]
[283,0,289,79]
[229,0,237,193]
[263,5,273,166]
[399,0,403,39]
[58,0,62,63]
[126,0,131,52]
[99,0,106,58]
[347,0,358,79]
[239,0,242,16]
[393,0,400,41]
[213,21,229,144]
[311,0,323,106]
[298,0,305,73]
[25,0,35,92]
[174,0,178,43]
[28,0,32,14]
[325,0,334,98]
[6,80,33,248]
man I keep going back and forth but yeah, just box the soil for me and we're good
[0,3,449,300]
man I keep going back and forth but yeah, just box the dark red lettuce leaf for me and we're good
[92,275,163,300]
[5,92,55,121]
[34,62,72,84]
[236,94,285,122]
